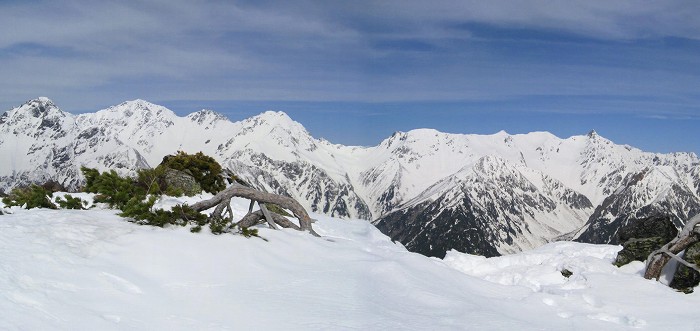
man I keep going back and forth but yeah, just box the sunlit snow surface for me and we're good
[1,197,699,330]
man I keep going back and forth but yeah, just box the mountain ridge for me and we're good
[2,97,699,257]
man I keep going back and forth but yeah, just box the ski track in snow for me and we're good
[0,200,700,330]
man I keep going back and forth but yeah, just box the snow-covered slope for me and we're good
[1,98,699,257]
[1,204,700,330]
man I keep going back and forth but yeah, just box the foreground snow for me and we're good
[1,202,699,330]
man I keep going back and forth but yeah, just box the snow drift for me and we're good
[1,197,699,330]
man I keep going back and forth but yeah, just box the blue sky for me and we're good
[1,1,699,154]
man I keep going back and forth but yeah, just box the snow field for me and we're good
[1,198,699,330]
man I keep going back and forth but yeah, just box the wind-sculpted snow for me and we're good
[1,97,699,256]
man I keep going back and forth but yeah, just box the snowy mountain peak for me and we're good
[0,97,72,132]
[28,96,55,105]
[187,109,229,125]
[249,110,295,126]
[109,99,175,118]
[80,99,177,131]
[12,97,62,117]
[240,110,312,143]
[587,129,598,138]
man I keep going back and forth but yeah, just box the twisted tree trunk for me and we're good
[190,182,319,236]
[237,210,301,230]
[644,214,700,281]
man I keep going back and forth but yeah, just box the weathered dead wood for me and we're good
[191,182,318,236]
[211,197,231,220]
[644,214,700,280]
[226,204,234,222]
[247,200,255,214]
[259,203,279,230]
[237,210,301,230]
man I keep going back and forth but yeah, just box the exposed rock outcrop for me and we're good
[163,168,202,196]
[670,242,700,291]
[613,214,677,266]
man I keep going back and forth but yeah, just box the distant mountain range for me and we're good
[2,97,699,257]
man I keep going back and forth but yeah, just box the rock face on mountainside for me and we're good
[574,167,700,245]
[375,156,593,257]
[2,97,700,256]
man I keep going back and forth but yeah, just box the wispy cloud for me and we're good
[1,0,699,121]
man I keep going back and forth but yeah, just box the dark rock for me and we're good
[670,242,700,291]
[561,269,573,278]
[618,214,678,243]
[41,180,68,193]
[614,237,669,267]
[613,214,678,267]
[163,168,202,196]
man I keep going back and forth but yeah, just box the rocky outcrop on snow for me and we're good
[670,242,700,291]
[613,214,678,266]
[163,168,202,196]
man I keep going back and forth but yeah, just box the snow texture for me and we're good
[0,199,699,330]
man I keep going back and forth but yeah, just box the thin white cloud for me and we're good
[1,0,699,115]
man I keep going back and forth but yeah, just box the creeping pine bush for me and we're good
[80,167,211,229]
[55,194,87,210]
[82,167,142,209]
[2,185,57,209]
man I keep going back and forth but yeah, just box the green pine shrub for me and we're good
[239,226,260,238]
[119,195,158,223]
[82,167,145,208]
[55,194,86,210]
[171,204,208,227]
[136,167,167,195]
[2,185,57,209]
[164,186,184,197]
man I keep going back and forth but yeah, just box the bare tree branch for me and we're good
[259,203,279,230]
[237,210,301,230]
[191,182,319,236]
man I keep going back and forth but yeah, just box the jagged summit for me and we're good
[11,97,61,116]
[0,97,72,135]
[99,99,176,119]
[186,109,230,126]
